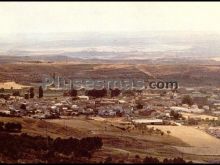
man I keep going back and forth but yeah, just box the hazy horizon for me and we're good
[1,2,220,36]
[1,2,220,60]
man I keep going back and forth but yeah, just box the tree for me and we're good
[0,122,4,131]
[39,86,43,98]
[4,122,22,132]
[0,133,103,163]
[5,94,10,100]
[69,89,77,97]
[136,103,143,109]
[12,91,20,96]
[0,94,10,100]
[104,156,113,163]
[0,88,4,93]
[160,91,167,96]
[123,90,135,97]
[163,157,188,164]
[182,95,193,106]
[170,110,182,120]
[30,87,35,98]
[86,88,107,98]
[110,88,121,97]
[213,117,220,126]
[136,99,144,109]
[143,156,160,163]
[20,103,26,110]
[188,118,198,125]
[135,154,140,159]
[24,93,29,99]
[63,91,69,97]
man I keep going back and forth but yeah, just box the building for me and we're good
[77,95,89,100]
[132,119,164,125]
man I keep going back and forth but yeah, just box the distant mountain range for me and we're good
[0,31,220,61]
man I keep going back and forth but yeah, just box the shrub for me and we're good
[182,95,193,106]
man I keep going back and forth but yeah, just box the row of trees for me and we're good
[143,156,193,164]
[52,136,103,157]
[0,132,103,162]
[11,86,44,99]
[28,86,44,99]
[104,156,193,164]
[4,87,122,99]
[0,122,22,132]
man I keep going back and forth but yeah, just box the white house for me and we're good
[132,119,164,125]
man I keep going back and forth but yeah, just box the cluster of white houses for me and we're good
[0,87,220,128]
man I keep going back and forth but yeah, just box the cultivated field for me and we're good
[152,125,220,156]
[181,112,218,121]
[47,117,220,163]
[0,81,30,90]
[0,63,220,87]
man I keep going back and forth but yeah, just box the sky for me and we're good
[1,2,220,35]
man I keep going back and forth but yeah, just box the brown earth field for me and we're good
[0,62,220,87]
[0,116,219,163]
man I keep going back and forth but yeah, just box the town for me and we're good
[0,82,220,139]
